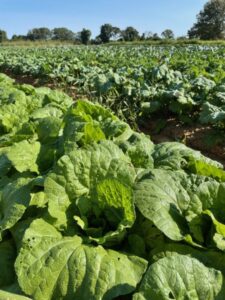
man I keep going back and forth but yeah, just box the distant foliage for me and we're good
[52,27,75,41]
[79,28,92,44]
[99,24,113,43]
[188,0,225,40]
[27,28,52,40]
[161,29,175,39]
[152,33,161,40]
[11,34,27,41]
[0,30,7,42]
[122,26,140,41]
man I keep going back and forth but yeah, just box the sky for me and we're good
[0,0,207,38]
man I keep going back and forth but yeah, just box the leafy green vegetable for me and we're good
[0,290,31,300]
[45,141,136,244]
[135,168,225,246]
[5,140,41,173]
[0,177,39,238]
[117,132,154,168]
[0,74,225,299]
[133,253,225,300]
[153,142,225,180]
[63,100,132,149]
[16,219,147,300]
[200,102,225,128]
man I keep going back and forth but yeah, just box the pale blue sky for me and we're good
[0,0,207,38]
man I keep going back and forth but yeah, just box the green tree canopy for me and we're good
[152,33,161,40]
[11,35,27,41]
[52,27,75,41]
[98,24,121,43]
[0,30,7,43]
[80,28,92,44]
[161,29,175,39]
[27,28,52,40]
[188,0,225,39]
[122,26,139,41]
[142,31,154,40]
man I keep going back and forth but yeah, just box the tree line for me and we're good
[0,0,225,43]
[0,25,176,44]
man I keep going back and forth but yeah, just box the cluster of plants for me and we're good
[141,63,225,129]
[1,45,225,129]
[1,73,225,299]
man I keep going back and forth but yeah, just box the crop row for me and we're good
[0,45,225,130]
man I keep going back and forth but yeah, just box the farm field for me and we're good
[1,45,225,163]
[1,69,225,299]
[1,44,225,299]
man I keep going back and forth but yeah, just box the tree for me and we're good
[11,35,27,41]
[122,26,139,41]
[80,28,91,44]
[188,0,225,39]
[0,30,7,43]
[98,24,116,43]
[27,28,52,40]
[161,29,175,39]
[93,36,102,44]
[111,27,122,41]
[52,27,75,41]
[142,31,154,40]
[152,33,161,40]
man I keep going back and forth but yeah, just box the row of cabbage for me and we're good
[1,73,225,299]
[0,46,225,128]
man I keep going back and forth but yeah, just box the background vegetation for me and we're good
[0,0,225,46]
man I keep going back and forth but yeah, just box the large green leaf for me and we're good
[0,177,42,238]
[200,102,225,127]
[153,142,225,180]
[135,169,225,243]
[63,100,132,148]
[16,219,147,300]
[42,89,73,111]
[133,253,225,300]
[128,213,166,253]
[34,117,62,144]
[0,290,31,300]
[135,169,190,241]
[117,132,154,169]
[151,242,225,276]
[203,210,225,251]
[6,140,41,174]
[30,106,63,119]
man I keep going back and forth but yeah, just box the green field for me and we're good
[1,45,225,123]
[1,45,225,161]
[1,45,225,299]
